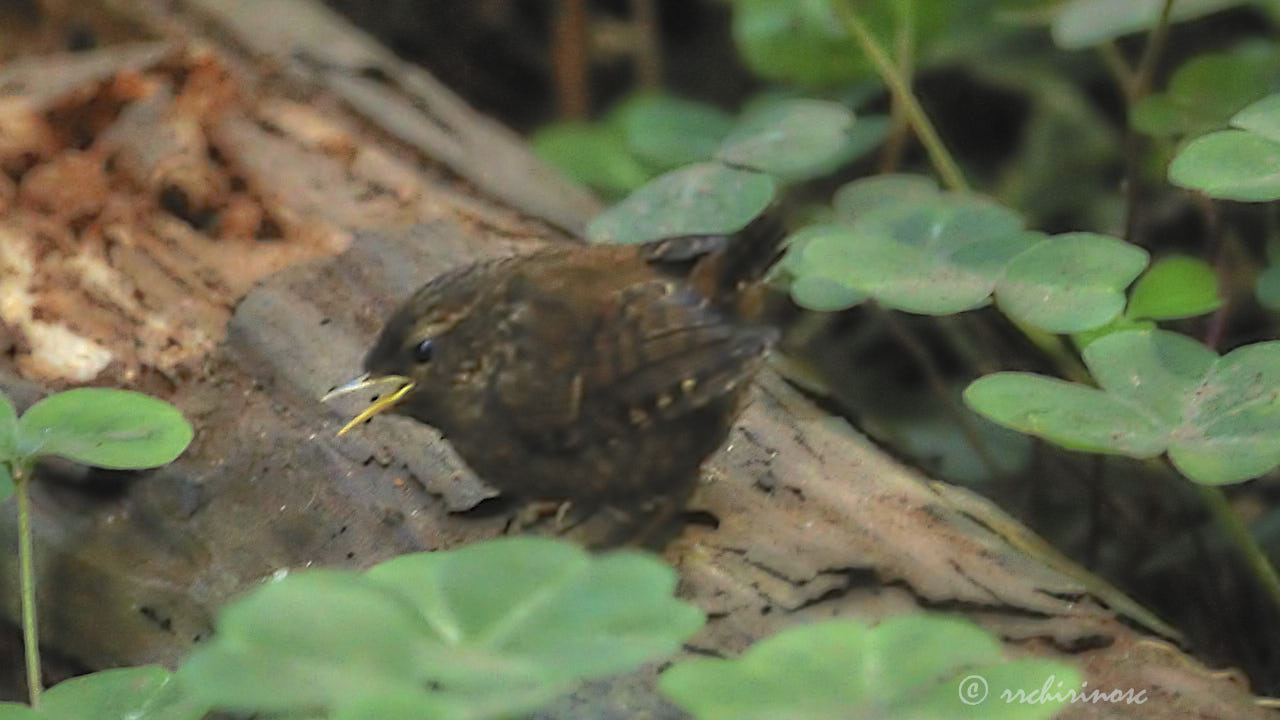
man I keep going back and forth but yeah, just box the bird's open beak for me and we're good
[321,373,416,436]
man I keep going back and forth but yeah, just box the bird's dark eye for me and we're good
[413,338,434,363]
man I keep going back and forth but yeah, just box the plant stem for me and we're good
[1096,41,1136,99]
[834,0,1100,389]
[832,0,969,192]
[1010,318,1093,385]
[552,0,589,119]
[13,461,41,706]
[1131,0,1175,99]
[1196,485,1280,618]
[877,0,915,173]
[1193,192,1231,350]
[1122,0,1176,241]
[876,306,1005,480]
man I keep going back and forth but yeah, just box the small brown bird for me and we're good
[324,213,782,538]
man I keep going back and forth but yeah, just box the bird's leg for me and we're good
[553,500,576,529]
[504,499,602,535]
[504,499,563,534]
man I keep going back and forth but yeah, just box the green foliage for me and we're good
[530,122,650,198]
[1126,255,1221,320]
[0,388,192,502]
[587,163,775,244]
[0,393,15,460]
[615,93,735,171]
[833,173,940,219]
[660,616,1078,720]
[0,667,204,720]
[966,330,1280,484]
[1259,263,1280,310]
[1236,92,1280,139]
[1071,316,1156,351]
[730,0,870,87]
[1050,0,1247,49]
[1132,42,1280,137]
[776,226,861,310]
[997,233,1149,332]
[716,98,878,181]
[780,175,1149,332]
[0,388,193,712]
[786,175,1025,314]
[966,371,1167,458]
[534,90,882,201]
[14,389,192,470]
[0,465,11,503]
[0,395,15,501]
[729,0,955,87]
[1069,256,1219,349]
[1169,93,1280,201]
[178,537,704,720]
[1170,131,1280,201]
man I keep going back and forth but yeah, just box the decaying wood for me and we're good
[0,1,1272,717]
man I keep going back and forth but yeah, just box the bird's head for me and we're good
[322,264,491,435]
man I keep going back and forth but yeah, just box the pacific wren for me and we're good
[325,213,782,536]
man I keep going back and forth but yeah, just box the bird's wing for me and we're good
[587,281,776,415]
[489,277,775,447]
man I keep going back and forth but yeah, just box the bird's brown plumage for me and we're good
[330,214,782,529]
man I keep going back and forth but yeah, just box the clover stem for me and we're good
[1121,0,1176,241]
[1095,41,1136,96]
[13,460,42,707]
[1130,0,1175,101]
[877,0,915,173]
[832,0,968,193]
[832,0,1107,389]
[876,306,1005,479]
[1008,318,1092,385]
[1197,485,1280,617]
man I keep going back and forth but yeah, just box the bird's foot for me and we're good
[505,499,587,535]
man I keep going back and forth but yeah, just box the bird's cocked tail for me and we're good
[638,209,785,319]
